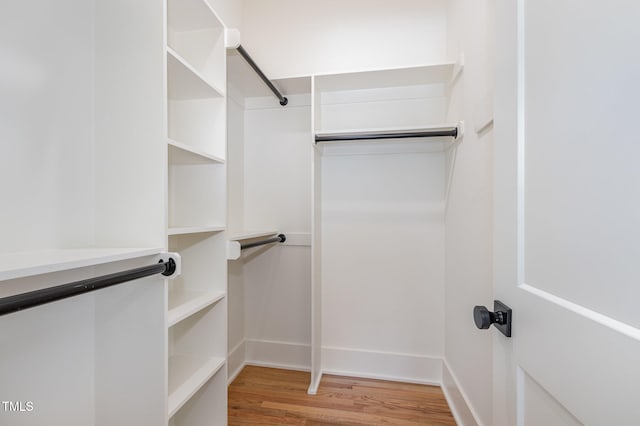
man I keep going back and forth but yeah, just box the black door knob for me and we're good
[474,306,505,329]
[473,301,512,337]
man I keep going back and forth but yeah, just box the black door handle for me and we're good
[473,300,512,337]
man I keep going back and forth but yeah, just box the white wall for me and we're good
[0,0,95,252]
[321,150,445,383]
[443,0,494,424]
[240,0,448,79]
[0,0,166,252]
[226,92,312,375]
[242,99,312,365]
[243,101,312,232]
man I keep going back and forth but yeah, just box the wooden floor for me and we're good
[228,366,456,425]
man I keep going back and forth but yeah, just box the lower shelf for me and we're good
[168,290,225,327]
[168,355,225,418]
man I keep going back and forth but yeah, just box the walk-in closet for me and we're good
[4,0,636,424]
[0,0,489,423]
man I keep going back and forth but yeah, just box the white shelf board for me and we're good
[314,63,455,93]
[228,230,278,242]
[0,247,164,282]
[167,48,224,100]
[168,0,222,32]
[168,226,225,236]
[168,355,225,418]
[168,139,225,164]
[168,290,225,327]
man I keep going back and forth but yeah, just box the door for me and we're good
[493,0,640,425]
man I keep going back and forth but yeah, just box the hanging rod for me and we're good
[236,45,288,106]
[241,234,286,250]
[0,258,177,317]
[315,126,459,143]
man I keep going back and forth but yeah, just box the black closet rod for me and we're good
[241,234,286,250]
[0,258,177,317]
[236,45,288,106]
[315,127,458,143]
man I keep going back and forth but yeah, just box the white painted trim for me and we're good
[227,339,312,385]
[227,361,246,385]
[245,339,311,371]
[227,340,246,385]
[244,361,310,373]
[307,370,322,395]
[442,359,484,426]
[321,346,442,385]
[520,283,640,341]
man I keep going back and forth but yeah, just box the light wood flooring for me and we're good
[228,366,456,425]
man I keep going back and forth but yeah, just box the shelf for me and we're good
[168,139,224,165]
[314,63,455,93]
[168,290,225,327]
[167,48,224,100]
[168,226,225,236]
[0,247,164,282]
[228,230,278,242]
[168,355,225,418]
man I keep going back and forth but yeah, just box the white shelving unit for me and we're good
[226,45,314,382]
[313,63,460,153]
[1,2,168,424]
[310,62,462,393]
[166,0,228,424]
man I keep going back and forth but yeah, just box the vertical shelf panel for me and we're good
[165,0,228,423]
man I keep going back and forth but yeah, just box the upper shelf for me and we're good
[314,63,455,93]
[0,247,163,282]
[167,48,225,100]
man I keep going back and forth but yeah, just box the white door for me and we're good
[492,0,640,425]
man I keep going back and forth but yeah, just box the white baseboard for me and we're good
[441,359,482,426]
[227,340,246,385]
[245,339,311,371]
[321,346,442,385]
